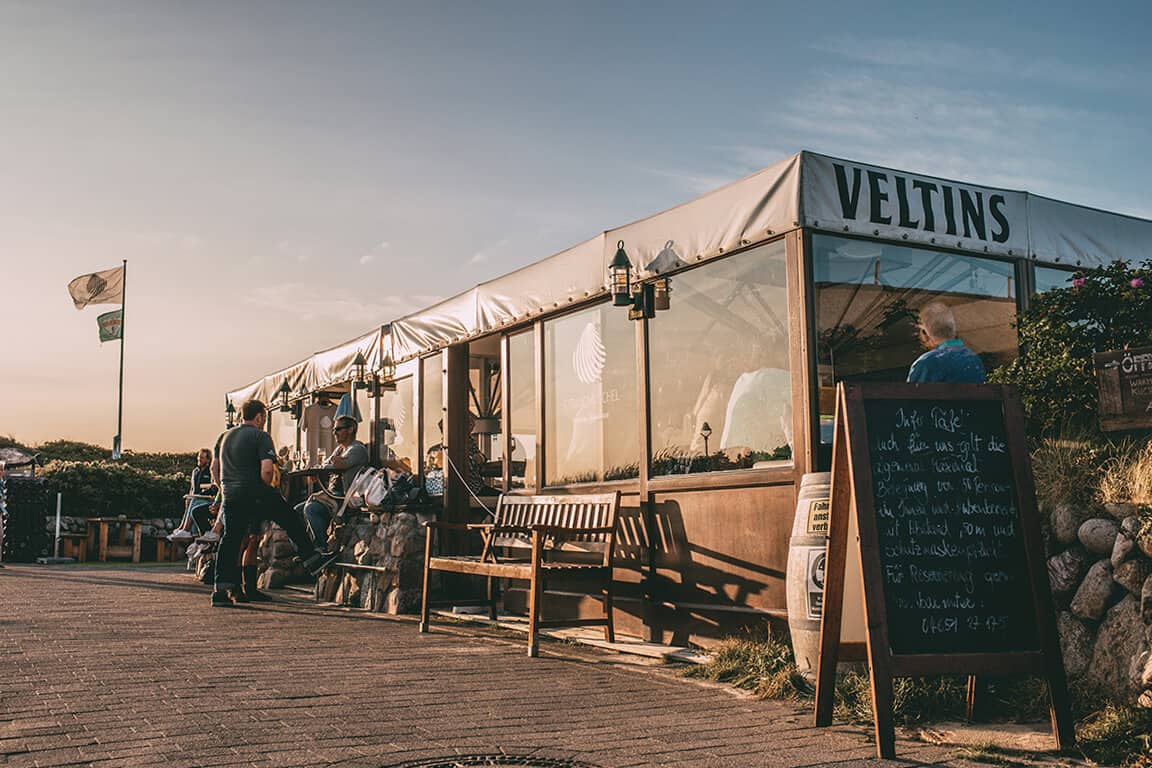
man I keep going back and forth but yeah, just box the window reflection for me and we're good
[468,336,503,495]
[1035,265,1076,293]
[648,241,792,475]
[544,303,638,485]
[421,355,444,496]
[813,234,1019,451]
[508,330,536,489]
[376,376,416,474]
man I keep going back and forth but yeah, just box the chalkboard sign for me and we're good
[863,398,1037,655]
[812,383,1072,759]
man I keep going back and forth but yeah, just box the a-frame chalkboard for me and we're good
[813,383,1074,758]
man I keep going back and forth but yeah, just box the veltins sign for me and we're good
[802,154,1029,257]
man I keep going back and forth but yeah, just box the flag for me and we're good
[97,309,123,342]
[67,266,124,309]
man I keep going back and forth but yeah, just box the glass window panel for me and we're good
[421,354,445,496]
[468,351,502,493]
[544,303,638,485]
[508,330,536,489]
[648,241,792,475]
[376,376,416,474]
[1035,265,1076,293]
[813,234,1019,450]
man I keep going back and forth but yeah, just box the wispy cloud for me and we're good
[244,282,442,325]
[469,237,509,265]
[359,253,375,265]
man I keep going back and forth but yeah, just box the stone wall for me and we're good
[309,510,431,614]
[1049,501,1152,705]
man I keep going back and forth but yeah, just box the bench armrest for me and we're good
[423,521,471,531]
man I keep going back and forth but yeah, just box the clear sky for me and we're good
[2,0,1150,453]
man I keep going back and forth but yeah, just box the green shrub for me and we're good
[990,259,1152,436]
[39,460,186,518]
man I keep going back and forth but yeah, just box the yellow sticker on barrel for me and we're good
[806,498,830,535]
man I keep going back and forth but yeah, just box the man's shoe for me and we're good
[245,589,274,602]
[184,542,203,559]
[168,529,195,542]
[210,590,235,608]
[229,589,250,604]
[196,531,221,543]
[302,550,339,575]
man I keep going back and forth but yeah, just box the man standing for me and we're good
[297,416,368,548]
[907,302,987,383]
[211,399,337,607]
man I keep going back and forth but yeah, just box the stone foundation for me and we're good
[311,510,432,614]
[1049,501,1152,705]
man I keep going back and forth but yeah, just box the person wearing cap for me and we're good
[296,415,369,549]
[907,302,987,384]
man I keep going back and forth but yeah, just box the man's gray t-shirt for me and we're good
[219,424,277,495]
[328,440,368,494]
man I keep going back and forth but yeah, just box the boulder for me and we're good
[1052,502,1090,545]
[1139,531,1152,560]
[1048,546,1092,599]
[1143,575,1152,624]
[1105,502,1141,521]
[1086,596,1146,702]
[1079,518,1121,556]
[1056,612,1094,678]
[1112,531,1137,568]
[259,567,288,589]
[1138,690,1152,708]
[1115,559,1152,596]
[1071,560,1119,621]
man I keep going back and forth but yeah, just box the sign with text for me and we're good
[1095,346,1152,431]
[812,383,1072,759]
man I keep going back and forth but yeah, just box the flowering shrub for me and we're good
[990,259,1152,435]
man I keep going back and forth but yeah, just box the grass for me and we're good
[682,625,1152,766]
[1098,439,1152,508]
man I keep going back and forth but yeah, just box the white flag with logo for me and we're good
[67,266,124,309]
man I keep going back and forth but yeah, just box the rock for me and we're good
[260,568,287,589]
[1079,518,1121,555]
[1049,546,1092,599]
[1071,560,1119,620]
[1138,690,1152,708]
[1057,612,1094,678]
[1086,596,1145,701]
[1052,502,1090,545]
[1115,560,1152,596]
[1139,531,1152,559]
[1142,575,1152,624]
[1112,531,1137,568]
[1105,502,1141,521]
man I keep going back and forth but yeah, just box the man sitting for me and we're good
[296,416,368,548]
[169,448,216,542]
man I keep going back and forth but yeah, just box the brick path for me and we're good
[1,564,990,767]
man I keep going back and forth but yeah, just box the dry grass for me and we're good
[1030,432,1108,509]
[1098,439,1152,506]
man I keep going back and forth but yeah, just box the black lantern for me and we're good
[276,380,292,412]
[700,421,712,466]
[352,351,368,390]
[653,277,672,311]
[609,240,633,307]
[225,398,236,428]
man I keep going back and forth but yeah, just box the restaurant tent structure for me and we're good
[226,150,1152,644]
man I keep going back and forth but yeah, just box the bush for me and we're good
[990,259,1152,436]
[39,460,186,519]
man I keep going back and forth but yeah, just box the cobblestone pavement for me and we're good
[0,564,1010,767]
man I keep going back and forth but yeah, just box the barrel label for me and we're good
[807,548,825,619]
[806,498,830,535]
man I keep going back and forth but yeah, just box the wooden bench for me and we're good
[419,492,621,657]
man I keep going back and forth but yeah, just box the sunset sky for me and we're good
[2,1,1150,453]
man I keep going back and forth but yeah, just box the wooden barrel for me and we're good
[786,472,831,677]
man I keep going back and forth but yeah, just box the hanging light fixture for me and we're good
[225,398,236,428]
[352,351,368,389]
[653,277,672,311]
[609,240,633,307]
[276,380,292,412]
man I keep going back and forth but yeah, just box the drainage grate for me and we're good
[384,755,599,768]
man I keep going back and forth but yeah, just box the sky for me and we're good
[2,0,1150,453]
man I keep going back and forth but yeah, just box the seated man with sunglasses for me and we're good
[295,416,369,549]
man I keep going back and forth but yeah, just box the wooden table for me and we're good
[285,468,338,505]
[86,517,147,563]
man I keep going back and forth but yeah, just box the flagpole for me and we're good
[115,259,127,459]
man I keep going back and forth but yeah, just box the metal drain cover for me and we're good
[385,755,598,768]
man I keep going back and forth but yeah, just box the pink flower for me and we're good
[1131,277,1145,288]
[1071,276,1086,288]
